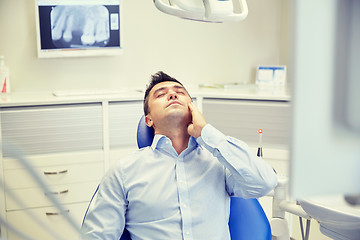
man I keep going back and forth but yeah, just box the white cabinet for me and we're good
[0,103,105,240]
[1,103,104,155]
[202,98,291,220]
[108,101,144,166]
[6,202,89,240]
[108,101,144,149]
[202,98,291,175]
[0,91,291,239]
[202,98,290,148]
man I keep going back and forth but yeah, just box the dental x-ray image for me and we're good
[35,0,122,57]
[50,6,111,48]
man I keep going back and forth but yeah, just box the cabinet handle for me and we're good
[43,170,68,175]
[44,189,69,196]
[45,209,70,216]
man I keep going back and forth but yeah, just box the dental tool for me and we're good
[257,129,263,158]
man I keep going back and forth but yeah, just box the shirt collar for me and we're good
[151,134,167,150]
[151,134,199,155]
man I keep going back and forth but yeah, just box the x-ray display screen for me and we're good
[35,0,122,58]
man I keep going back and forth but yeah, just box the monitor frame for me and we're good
[34,0,123,58]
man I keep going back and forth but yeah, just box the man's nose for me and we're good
[168,91,178,100]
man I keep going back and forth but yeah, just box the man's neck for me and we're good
[169,130,190,155]
[155,126,190,155]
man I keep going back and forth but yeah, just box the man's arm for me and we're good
[80,167,127,239]
[188,101,277,198]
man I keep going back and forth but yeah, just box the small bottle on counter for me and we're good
[0,56,10,93]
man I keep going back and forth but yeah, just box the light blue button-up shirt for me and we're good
[81,124,277,240]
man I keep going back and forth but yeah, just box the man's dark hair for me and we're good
[143,71,184,115]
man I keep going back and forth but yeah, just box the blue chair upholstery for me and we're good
[229,198,271,240]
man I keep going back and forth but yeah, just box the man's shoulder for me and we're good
[114,146,153,166]
[103,147,153,179]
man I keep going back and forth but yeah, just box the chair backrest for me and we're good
[136,115,154,149]
[135,115,272,240]
[229,197,271,240]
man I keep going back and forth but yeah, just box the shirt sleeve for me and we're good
[80,166,127,239]
[196,124,278,199]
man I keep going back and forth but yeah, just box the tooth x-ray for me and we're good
[51,6,111,48]
[35,0,122,58]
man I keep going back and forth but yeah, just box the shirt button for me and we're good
[183,204,187,208]
[186,231,190,235]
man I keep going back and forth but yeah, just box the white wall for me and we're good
[0,0,287,92]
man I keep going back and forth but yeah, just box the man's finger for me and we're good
[188,101,194,112]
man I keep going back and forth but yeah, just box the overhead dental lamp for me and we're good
[153,0,248,22]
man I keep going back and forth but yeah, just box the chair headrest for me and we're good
[137,115,155,148]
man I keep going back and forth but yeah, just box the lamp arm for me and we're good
[203,0,248,21]
[153,0,205,20]
[153,0,248,22]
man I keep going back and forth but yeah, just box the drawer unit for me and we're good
[3,161,103,190]
[5,181,99,211]
[0,102,106,239]
[6,202,88,240]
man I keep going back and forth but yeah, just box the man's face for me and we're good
[145,81,192,129]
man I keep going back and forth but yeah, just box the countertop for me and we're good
[0,85,291,107]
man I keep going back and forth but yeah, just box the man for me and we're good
[80,71,277,240]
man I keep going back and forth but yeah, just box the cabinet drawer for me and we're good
[203,99,290,147]
[6,181,99,211]
[108,101,143,148]
[3,150,104,170]
[4,162,103,189]
[6,202,88,240]
[1,103,103,156]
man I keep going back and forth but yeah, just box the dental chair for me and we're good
[83,116,272,240]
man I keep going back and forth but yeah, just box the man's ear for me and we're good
[145,115,153,128]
